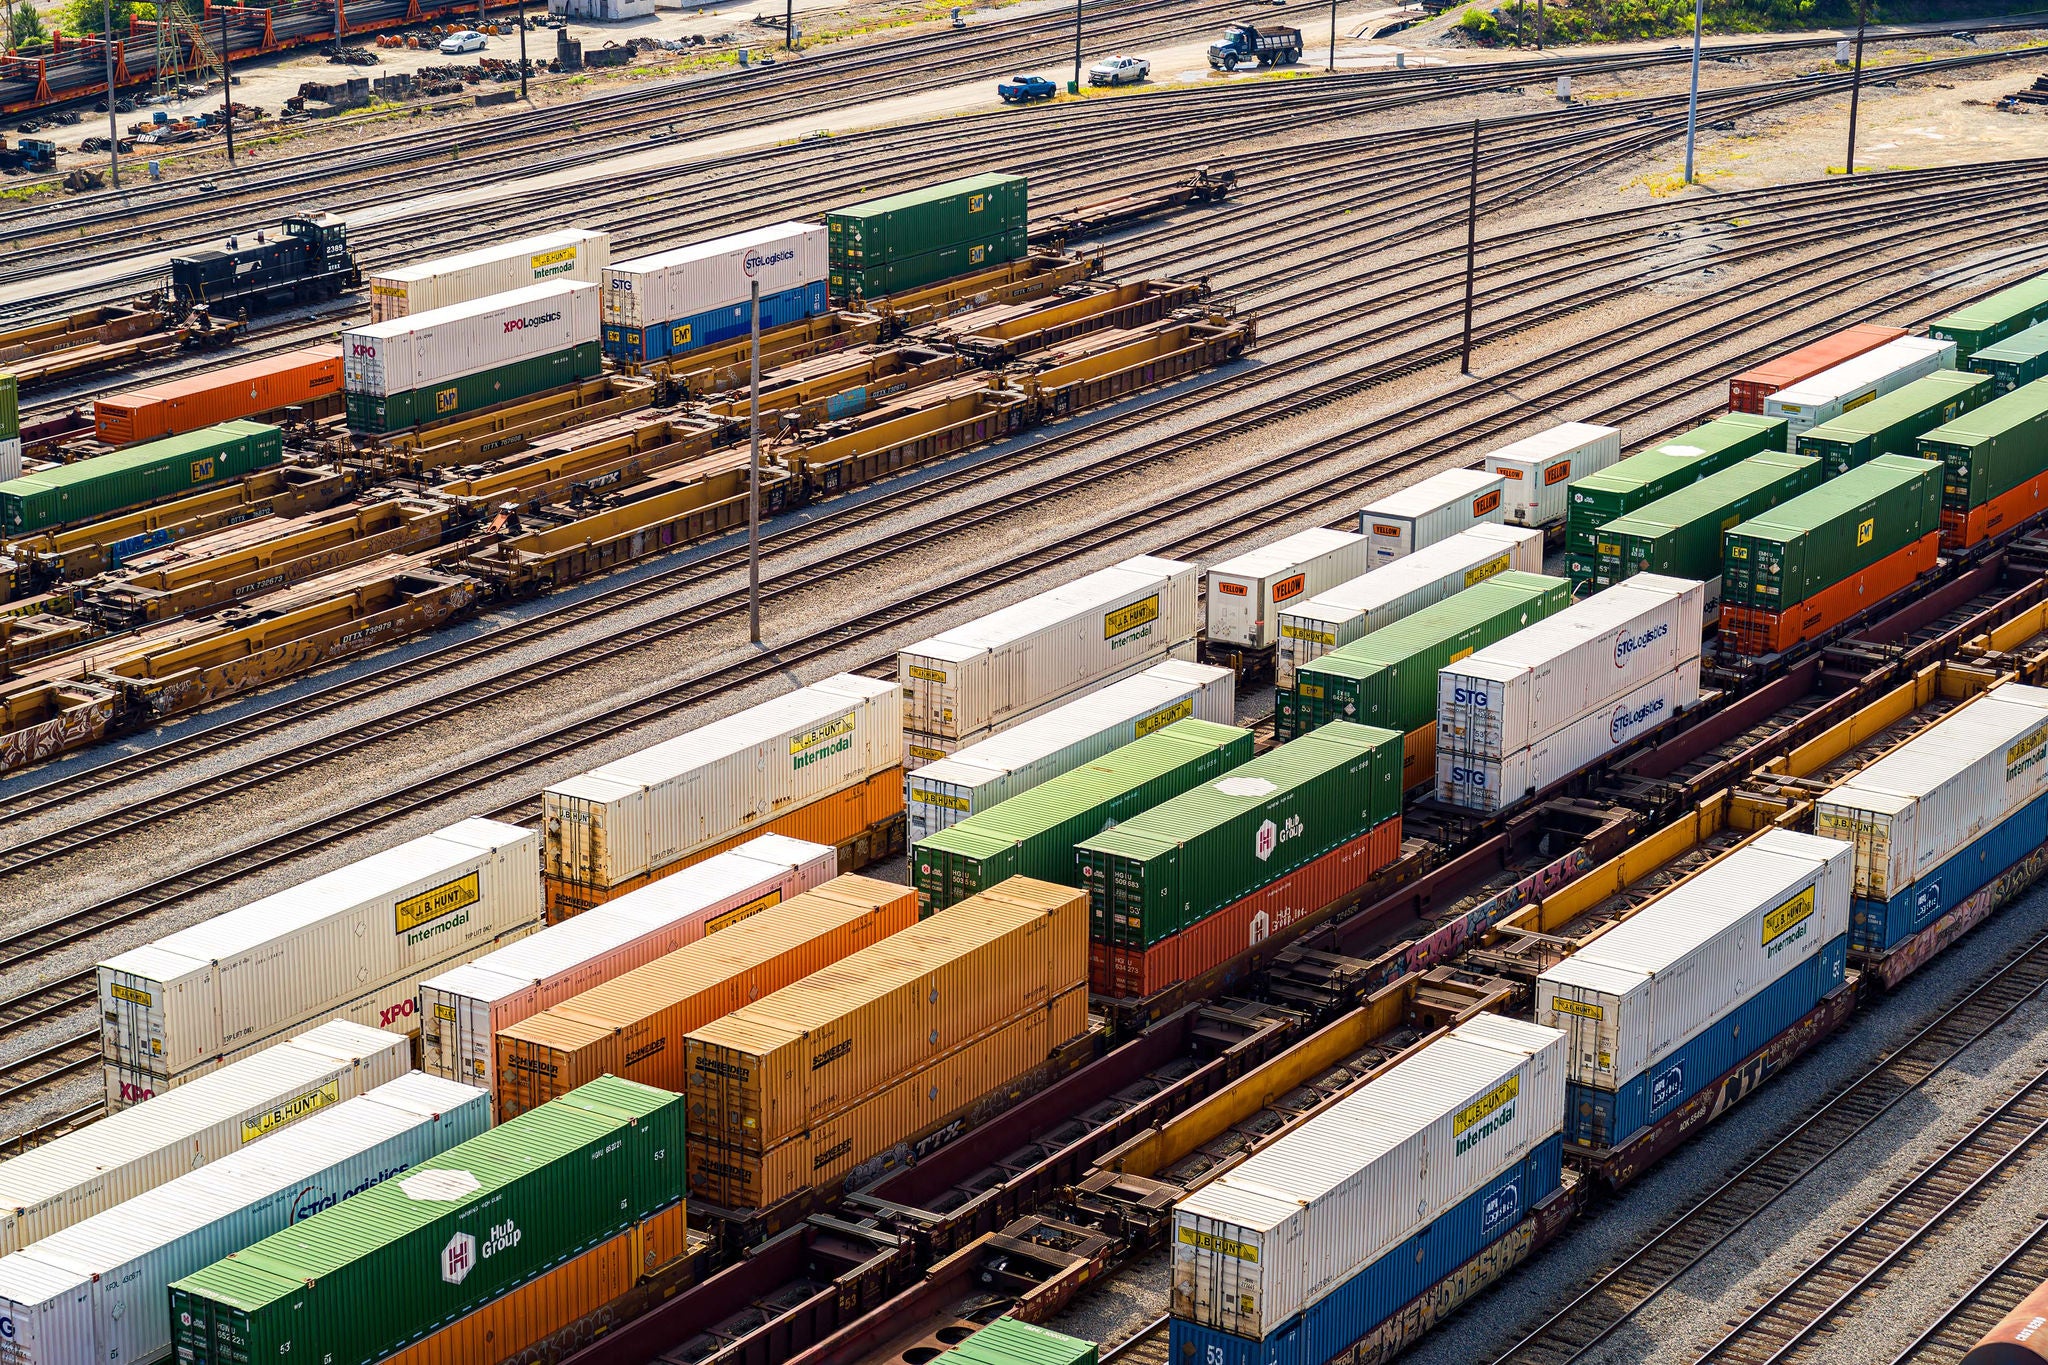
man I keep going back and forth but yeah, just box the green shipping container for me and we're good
[168,1076,684,1365]
[1564,413,1786,572]
[1600,452,1824,589]
[944,1319,1099,1365]
[0,419,284,534]
[827,172,1028,267]
[1795,370,1994,476]
[0,373,16,441]
[828,229,1029,304]
[910,718,1253,920]
[1916,378,2048,521]
[1721,453,1941,609]
[1289,572,1570,739]
[1971,318,2048,395]
[1074,721,1402,947]
[1930,269,2048,358]
[346,342,603,433]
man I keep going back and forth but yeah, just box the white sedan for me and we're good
[1087,54,1150,86]
[438,29,488,53]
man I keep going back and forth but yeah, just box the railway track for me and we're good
[1100,1317,1170,1365]
[1886,1219,2048,1364]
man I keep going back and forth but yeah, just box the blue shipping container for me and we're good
[1849,791,2048,952]
[602,282,828,363]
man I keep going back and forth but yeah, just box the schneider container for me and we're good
[1483,421,1621,527]
[1355,469,1505,562]
[1204,527,1368,652]
[1930,268,2048,358]
[1563,413,1785,579]
[0,420,283,534]
[601,222,827,364]
[1970,318,2048,394]
[1795,368,1994,476]
[1915,378,2048,551]
[1762,336,1956,449]
[1593,452,1823,605]
[1727,322,1908,413]
[93,350,344,445]
[368,228,610,322]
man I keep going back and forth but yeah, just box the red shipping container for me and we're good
[1726,323,1907,414]
[93,347,345,444]
[1722,530,1939,657]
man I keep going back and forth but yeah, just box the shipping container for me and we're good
[0,420,284,534]
[1763,337,1956,449]
[369,228,610,322]
[1563,413,1786,566]
[1537,828,1851,1146]
[1727,322,1908,413]
[1917,377,2048,550]
[1795,369,1995,476]
[492,875,916,1118]
[829,230,1029,303]
[93,349,345,445]
[98,818,542,1095]
[1483,421,1621,526]
[0,374,16,440]
[942,1318,1098,1365]
[0,1021,408,1256]
[167,1077,684,1365]
[1929,269,2048,358]
[342,281,603,432]
[601,222,827,363]
[1969,318,2048,395]
[0,436,18,483]
[905,661,1235,841]
[543,674,899,894]
[1355,469,1506,562]
[826,173,1028,267]
[1594,453,1823,605]
[1075,721,1403,947]
[1721,453,1942,613]
[1816,683,2048,952]
[900,554,1199,741]
[1204,528,1368,651]
[912,718,1253,916]
[1275,525,1544,690]
[417,834,834,1100]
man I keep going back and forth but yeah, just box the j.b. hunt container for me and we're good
[1355,469,1505,562]
[97,819,541,1101]
[1916,377,2048,550]
[601,221,828,363]
[1970,319,2048,394]
[1795,369,1994,476]
[1930,267,2048,358]
[1727,322,1908,414]
[1762,336,1957,449]
[1537,828,1852,1148]
[1563,413,1786,578]
[1593,453,1823,607]
[1482,421,1621,527]
[342,280,602,432]
[1204,527,1368,651]
[368,228,611,322]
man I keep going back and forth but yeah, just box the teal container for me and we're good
[1795,370,1994,476]
[827,173,1028,267]
[1564,413,1786,577]
[1603,452,1824,587]
[346,342,603,432]
[1970,318,2048,395]
[0,419,283,533]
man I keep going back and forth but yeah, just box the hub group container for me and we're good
[93,350,344,444]
[1168,1015,1564,1365]
[97,818,542,1101]
[1204,527,1367,652]
[1727,322,1907,413]
[1563,414,1785,578]
[0,1020,408,1255]
[1591,452,1823,605]
[1537,828,1851,1149]
[0,420,284,534]
[906,660,1235,842]
[1969,317,2048,394]
[1794,369,1994,476]
[601,222,827,364]
[369,228,610,322]
[1929,268,2048,358]
[1355,469,1505,562]
[1915,377,2048,550]
[343,280,602,432]
[827,173,1028,301]
[1763,336,1956,449]
[1482,421,1621,527]
[1816,682,2048,952]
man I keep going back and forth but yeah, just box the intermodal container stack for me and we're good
[1720,453,1943,657]
[97,818,542,1104]
[1563,413,1785,580]
[1817,682,2048,953]
[1590,452,1823,606]
[1355,469,1505,562]
[1762,336,1955,449]
[1203,528,1367,653]
[684,877,1090,1209]
[493,875,916,1118]
[602,222,828,364]
[912,718,1253,916]
[828,173,1029,302]
[1482,421,1621,527]
[1930,268,2048,357]
[1077,721,1403,998]
[0,420,284,534]
[1795,369,1994,476]
[541,673,901,921]
[1726,322,1907,413]
[1168,1015,1565,1365]
[93,349,345,444]
[1916,378,2048,550]
[368,228,610,322]
[1969,317,2048,394]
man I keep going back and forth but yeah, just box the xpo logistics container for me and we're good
[0,420,283,535]
[92,349,345,445]
[97,818,542,1104]
[1929,268,2048,358]
[1915,377,2048,551]
[1168,1015,1565,1365]
[1203,528,1368,654]
[1794,369,1994,476]
[1537,828,1852,1149]
[541,673,901,921]
[905,660,1235,841]
[1815,682,2048,954]
[1727,322,1908,414]
[1564,413,1786,581]
[1969,317,2048,394]
[0,1073,488,1365]
[0,1020,408,1257]
[368,227,610,322]
[342,280,602,432]
[601,222,827,364]
[1355,468,1505,562]
[827,172,1029,302]
[1591,452,1824,607]
[1763,336,1957,450]
[416,835,835,1104]
[1483,421,1622,527]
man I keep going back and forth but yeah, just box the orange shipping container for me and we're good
[683,878,1086,1153]
[92,348,346,445]
[494,876,916,1119]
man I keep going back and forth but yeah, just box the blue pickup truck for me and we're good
[997,73,1057,103]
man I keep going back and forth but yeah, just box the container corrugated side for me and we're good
[368,228,610,322]
[0,420,286,534]
[826,173,1028,265]
[342,281,602,399]
[1204,529,1369,650]
[1599,453,1823,600]
[1763,337,1956,448]
[1916,376,2048,521]
[1563,414,1786,554]
[1356,469,1505,562]
[1721,454,1942,609]
[1483,422,1621,526]
[1930,270,2048,356]
[1971,318,2048,394]
[1795,370,1994,475]
[602,222,825,328]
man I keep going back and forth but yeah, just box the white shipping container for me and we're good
[98,819,542,1088]
[1485,422,1623,527]
[418,835,835,1097]
[1538,829,1851,1089]
[367,228,611,322]
[1275,525,1545,689]
[0,1021,407,1256]
[1437,573,1706,760]
[1764,336,1957,449]
[1438,659,1700,813]
[900,554,1200,741]
[544,674,899,891]
[1356,469,1507,562]
[343,281,601,400]
[602,222,827,328]
[0,436,21,483]
[904,661,1236,840]
[1170,1016,1563,1339]
[1814,683,2048,901]
[901,642,1202,765]
[1204,528,1369,651]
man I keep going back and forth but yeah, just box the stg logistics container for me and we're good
[1539,829,1850,1147]
[1916,378,2048,550]
[93,349,344,445]
[0,1020,408,1256]
[541,673,900,919]
[1727,322,1908,413]
[905,660,1234,841]
[1168,1015,1564,1364]
[168,1077,684,1365]
[1482,421,1621,527]
[1816,682,2048,952]
[97,818,542,1100]
[1795,369,1994,476]
[601,222,827,364]
[1763,336,1957,449]
[0,1074,488,1365]
[1930,268,2048,358]
[1204,528,1368,652]
[1594,452,1823,606]
[417,835,834,1101]
[1355,468,1505,562]
[342,280,602,432]
[368,228,610,322]
[1563,413,1784,579]
[1275,525,1543,690]
[0,420,283,534]
[1970,318,2048,394]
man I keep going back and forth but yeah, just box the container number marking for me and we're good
[1761,886,1814,948]
[241,1081,341,1143]
[1552,998,1603,1021]
[1857,518,1875,547]
[1104,595,1160,639]
[110,983,153,1008]
[1178,1227,1258,1262]
[707,891,783,934]
[395,872,480,936]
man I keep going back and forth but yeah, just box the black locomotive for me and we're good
[166,213,361,315]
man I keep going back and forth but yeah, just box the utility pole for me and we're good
[1070,0,1081,92]
[101,0,120,188]
[1513,0,1523,46]
[1327,0,1335,70]
[1535,0,1542,49]
[747,279,762,644]
[1682,0,1701,182]
[784,0,791,47]
[1460,119,1478,376]
[517,0,526,98]
[1845,0,1866,175]
[219,0,233,164]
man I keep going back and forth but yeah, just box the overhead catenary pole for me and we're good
[747,278,762,644]
[1460,118,1479,376]
[1845,0,1866,176]
[219,0,233,164]
[101,0,119,187]
[1682,0,1701,182]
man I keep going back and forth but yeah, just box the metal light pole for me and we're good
[1327,0,1335,70]
[220,0,234,164]
[1845,0,1866,176]
[747,279,762,644]
[1460,119,1478,376]
[1682,0,1701,182]
[784,0,791,47]
[101,0,119,188]
[517,0,526,98]
[1071,0,1081,91]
